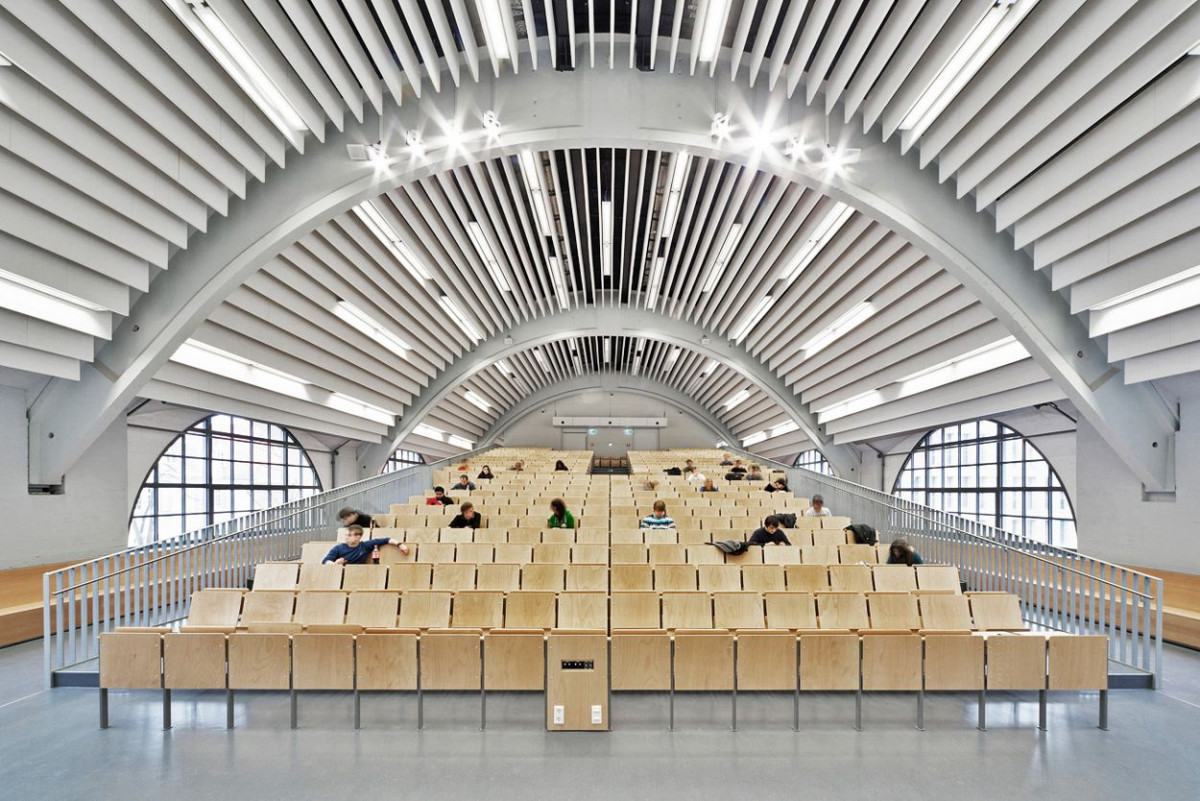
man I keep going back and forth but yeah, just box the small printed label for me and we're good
[553,705,565,725]
[591,705,603,725]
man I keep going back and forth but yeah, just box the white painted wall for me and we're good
[0,387,129,569]
[497,390,721,450]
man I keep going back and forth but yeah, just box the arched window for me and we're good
[892,420,1076,548]
[383,448,425,473]
[794,449,833,475]
[129,414,322,546]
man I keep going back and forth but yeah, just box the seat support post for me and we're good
[916,688,924,731]
[290,688,297,730]
[977,688,986,732]
[668,637,675,733]
[792,638,800,733]
[479,636,487,732]
[1038,689,1047,731]
[854,638,863,731]
[1099,690,1108,731]
[731,638,738,732]
[417,637,424,731]
[226,689,234,730]
[162,688,172,731]
[98,688,108,730]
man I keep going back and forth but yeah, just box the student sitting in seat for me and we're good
[510,460,525,472]
[719,453,734,466]
[547,498,576,529]
[700,478,718,493]
[477,465,494,480]
[323,525,407,564]
[452,474,476,492]
[640,500,677,530]
[887,539,924,565]
[641,479,659,492]
[449,501,481,529]
[804,494,832,517]
[339,507,374,529]
[684,465,706,484]
[763,477,789,493]
[554,459,569,471]
[455,459,470,472]
[747,515,791,546]
[745,464,765,482]
[729,459,747,474]
[427,486,455,506]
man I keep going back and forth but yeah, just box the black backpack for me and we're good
[664,466,682,476]
[775,512,798,529]
[846,523,877,546]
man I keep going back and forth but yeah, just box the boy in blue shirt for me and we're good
[323,525,408,564]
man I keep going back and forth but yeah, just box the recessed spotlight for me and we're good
[710,113,731,140]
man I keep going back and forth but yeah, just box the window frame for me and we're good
[793,449,834,476]
[382,448,426,474]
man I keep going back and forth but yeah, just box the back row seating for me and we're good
[189,588,1021,631]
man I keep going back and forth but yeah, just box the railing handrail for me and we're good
[44,446,494,582]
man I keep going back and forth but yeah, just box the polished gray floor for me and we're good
[2,641,1199,800]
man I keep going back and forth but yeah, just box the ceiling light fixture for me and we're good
[353,202,433,282]
[482,110,501,137]
[466,221,510,292]
[335,300,412,358]
[663,347,681,370]
[172,0,306,139]
[0,268,111,338]
[603,339,612,363]
[782,202,855,281]
[601,199,614,276]
[899,0,1038,143]
[731,294,776,342]
[518,151,555,236]
[702,223,744,292]
[697,0,731,62]
[724,389,750,410]
[438,295,483,342]
[413,422,445,441]
[710,112,731,140]
[742,430,768,447]
[548,256,570,311]
[496,359,513,376]
[448,434,475,450]
[477,0,512,60]
[1089,268,1200,336]
[404,129,425,156]
[800,301,876,358]
[464,390,491,411]
[646,256,667,307]
[534,348,551,372]
[660,152,691,237]
[1088,263,1200,312]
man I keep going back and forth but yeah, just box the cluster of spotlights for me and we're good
[710,113,861,173]
[348,110,503,164]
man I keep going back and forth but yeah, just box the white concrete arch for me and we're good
[27,65,1175,490]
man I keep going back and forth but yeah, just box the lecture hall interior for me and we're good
[2,1,1200,798]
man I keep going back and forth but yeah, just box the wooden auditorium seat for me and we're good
[345,591,400,628]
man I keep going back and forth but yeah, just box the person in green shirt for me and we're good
[547,497,576,529]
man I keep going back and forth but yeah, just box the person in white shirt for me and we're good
[804,494,832,517]
[685,465,706,484]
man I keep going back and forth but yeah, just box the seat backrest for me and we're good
[505,591,557,629]
[824,516,852,530]
[967,593,1026,630]
[522,564,566,591]
[432,562,477,591]
[816,592,869,630]
[386,562,432,590]
[298,563,344,591]
[342,564,388,591]
[811,529,848,548]
[254,563,299,591]
[916,565,961,593]
[685,545,725,565]
[300,541,336,564]
[610,592,661,628]
[785,565,830,592]
[494,543,533,564]
[654,564,698,591]
[187,589,244,627]
[661,592,713,629]
[345,591,400,628]
[533,543,572,563]
[419,543,457,565]
[240,591,296,625]
[802,545,838,565]
[764,592,817,630]
[871,565,917,592]
[923,633,984,691]
[557,592,607,628]
[610,529,644,544]
[572,544,608,564]
[828,564,874,592]
[713,592,765,629]
[698,564,742,592]
[227,632,291,690]
[99,630,163,689]
[985,634,1048,691]
[566,564,609,591]
[798,633,859,690]
[648,544,688,564]
[356,631,418,690]
[642,529,678,546]
[761,546,803,565]
[861,633,922,691]
[839,544,877,564]
[162,632,227,690]
[294,591,348,626]
[611,563,654,591]
[475,563,522,592]
[473,528,507,544]
[741,564,785,592]
[866,592,921,630]
[378,542,416,565]
[611,544,649,564]
[1047,634,1107,690]
[455,542,494,563]
[397,591,453,628]
[919,594,973,629]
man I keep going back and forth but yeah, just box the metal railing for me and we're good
[42,449,491,686]
[784,463,1163,686]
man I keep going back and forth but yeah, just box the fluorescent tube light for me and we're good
[533,348,551,372]
[601,200,614,276]
[496,360,512,376]
[464,390,491,411]
[1088,264,1200,311]
[742,430,768,447]
[476,0,511,60]
[448,434,475,449]
[702,223,744,293]
[899,0,1038,141]
[438,295,483,342]
[0,268,111,338]
[413,422,445,441]
[800,301,875,358]
[336,300,412,358]
[353,202,433,281]
[703,359,719,374]
[1089,269,1200,336]
[171,0,306,138]
[731,295,775,342]
[548,256,570,310]
[769,420,800,439]
[467,221,510,292]
[646,256,667,307]
[724,389,750,410]
[660,152,691,237]
[519,151,555,235]
[663,347,681,370]
[697,0,731,62]
[782,203,854,281]
[603,339,612,363]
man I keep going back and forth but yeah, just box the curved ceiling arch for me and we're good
[26,65,1173,489]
